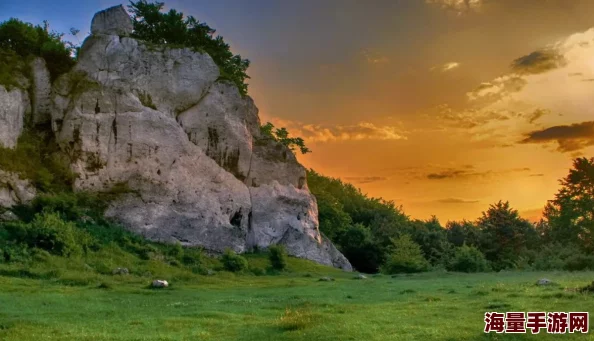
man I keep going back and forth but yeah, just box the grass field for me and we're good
[0,255,593,340]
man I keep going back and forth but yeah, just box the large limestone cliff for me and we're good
[34,5,351,270]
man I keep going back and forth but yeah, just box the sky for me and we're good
[2,0,594,223]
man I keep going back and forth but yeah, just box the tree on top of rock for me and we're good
[128,0,250,96]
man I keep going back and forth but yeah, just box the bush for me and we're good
[268,244,287,271]
[381,234,429,274]
[564,253,594,271]
[447,245,490,273]
[221,249,248,272]
[1,212,94,257]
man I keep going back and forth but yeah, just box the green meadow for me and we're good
[0,255,592,341]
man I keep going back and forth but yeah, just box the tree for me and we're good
[260,122,311,154]
[0,18,75,82]
[408,217,453,267]
[128,0,250,95]
[381,234,429,274]
[477,201,537,270]
[544,157,594,251]
[446,220,481,247]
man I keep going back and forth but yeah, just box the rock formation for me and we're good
[0,5,352,271]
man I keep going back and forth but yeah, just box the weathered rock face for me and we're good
[29,57,52,124]
[47,6,352,270]
[0,84,29,149]
[0,170,36,208]
[91,5,133,36]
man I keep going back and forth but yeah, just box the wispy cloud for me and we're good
[431,62,461,72]
[426,0,483,14]
[269,119,407,143]
[435,198,480,204]
[361,49,390,64]
[426,166,530,180]
[344,176,389,184]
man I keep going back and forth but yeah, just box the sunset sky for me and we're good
[2,0,594,222]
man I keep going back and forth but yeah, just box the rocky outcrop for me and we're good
[29,57,52,124]
[46,5,352,270]
[0,84,29,149]
[91,5,133,36]
[0,170,36,208]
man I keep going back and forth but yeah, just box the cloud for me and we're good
[361,49,389,64]
[466,75,527,103]
[511,49,566,75]
[344,176,389,184]
[525,108,550,124]
[435,198,480,204]
[435,104,512,129]
[269,119,407,143]
[519,121,594,152]
[426,166,530,180]
[431,62,461,72]
[426,0,483,14]
[529,173,544,177]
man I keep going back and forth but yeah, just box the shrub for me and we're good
[564,253,594,271]
[2,212,94,257]
[447,245,490,273]
[220,249,248,272]
[268,244,288,271]
[381,234,429,274]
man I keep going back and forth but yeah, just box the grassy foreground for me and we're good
[0,256,593,341]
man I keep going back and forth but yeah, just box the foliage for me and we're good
[1,212,94,258]
[543,157,594,251]
[476,201,537,271]
[221,249,248,272]
[268,245,288,271]
[260,122,311,154]
[0,18,75,82]
[447,244,490,273]
[128,0,250,95]
[381,234,429,274]
[0,126,75,193]
[0,48,25,90]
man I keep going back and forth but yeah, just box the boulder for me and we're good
[0,170,36,208]
[536,278,553,286]
[112,267,129,275]
[90,5,133,36]
[0,210,18,222]
[151,279,169,288]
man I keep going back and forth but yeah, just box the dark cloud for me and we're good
[529,173,544,177]
[511,49,566,75]
[435,198,480,204]
[344,176,388,184]
[427,170,467,179]
[426,167,530,180]
[526,109,549,124]
[520,121,594,152]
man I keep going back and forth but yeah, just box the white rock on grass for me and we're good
[152,280,169,288]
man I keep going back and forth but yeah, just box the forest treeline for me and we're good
[308,157,594,274]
